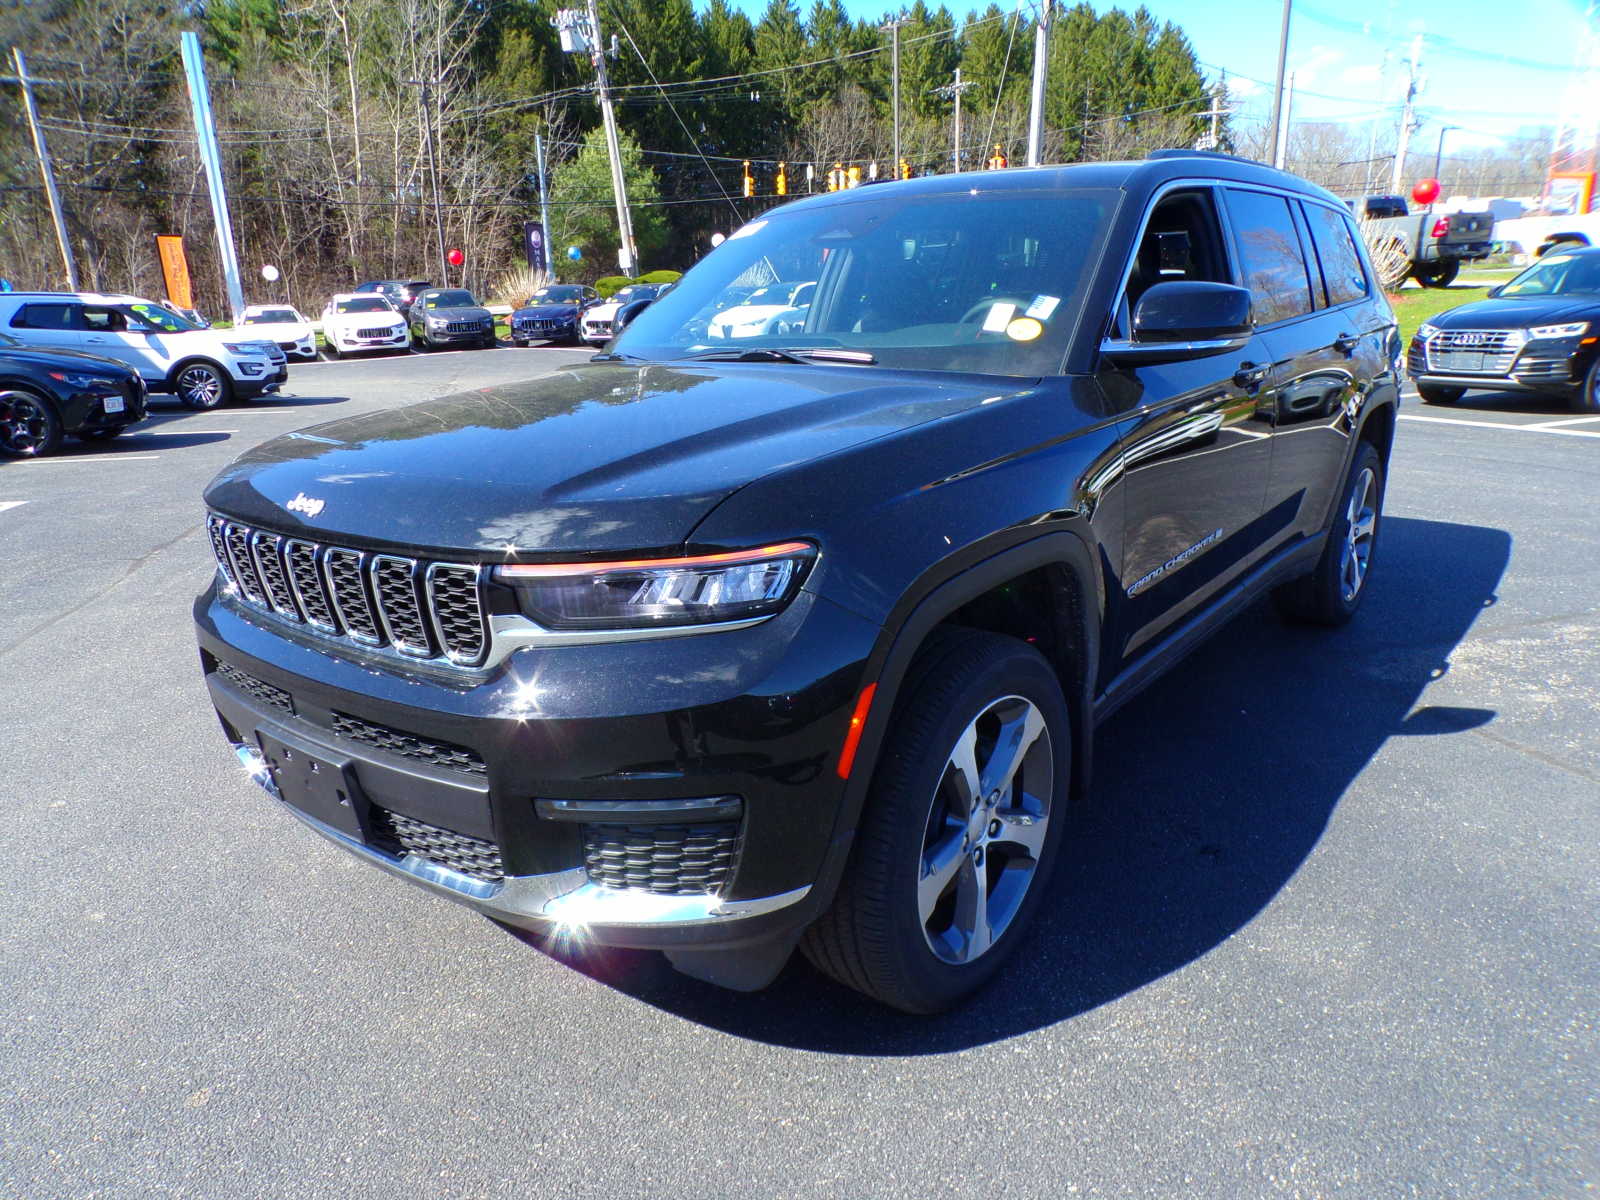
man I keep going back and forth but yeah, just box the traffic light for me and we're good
[775,161,787,196]
[742,160,754,198]
[987,144,1007,170]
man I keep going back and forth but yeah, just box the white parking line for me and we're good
[17,454,161,464]
[1398,413,1600,439]
[1528,415,1600,428]
[144,428,238,435]
[0,501,26,513]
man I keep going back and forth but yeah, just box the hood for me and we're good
[1430,294,1600,329]
[0,344,136,374]
[240,322,312,339]
[419,306,492,322]
[514,303,580,320]
[203,361,1021,557]
[327,309,405,327]
[585,302,622,320]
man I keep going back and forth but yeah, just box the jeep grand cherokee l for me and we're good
[195,153,1401,1013]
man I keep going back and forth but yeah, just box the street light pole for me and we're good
[1430,124,1458,205]
[1265,0,1292,166]
[405,79,450,286]
[881,18,907,173]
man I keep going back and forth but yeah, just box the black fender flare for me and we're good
[806,529,1103,917]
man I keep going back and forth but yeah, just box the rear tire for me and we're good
[801,628,1071,1013]
[1413,260,1459,288]
[1273,442,1384,627]
[1418,384,1464,405]
[0,387,64,457]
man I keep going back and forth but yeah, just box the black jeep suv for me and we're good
[195,153,1400,1012]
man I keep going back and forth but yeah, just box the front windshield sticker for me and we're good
[1006,316,1044,341]
[728,220,768,242]
[981,301,1017,332]
[1025,295,1061,320]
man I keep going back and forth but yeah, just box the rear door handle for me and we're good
[1334,332,1360,353]
[1232,362,1268,391]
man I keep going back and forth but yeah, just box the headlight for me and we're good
[1416,323,1440,341]
[1529,321,1589,339]
[222,342,264,355]
[48,370,114,388]
[497,541,815,631]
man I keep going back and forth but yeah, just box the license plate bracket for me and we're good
[256,726,368,841]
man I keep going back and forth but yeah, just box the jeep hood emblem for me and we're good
[285,492,326,518]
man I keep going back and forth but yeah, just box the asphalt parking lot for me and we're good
[1,351,1595,1198]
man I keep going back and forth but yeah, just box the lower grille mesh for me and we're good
[215,662,292,714]
[583,822,739,896]
[368,807,503,882]
[330,711,487,777]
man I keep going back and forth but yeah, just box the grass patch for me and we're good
[1390,285,1490,344]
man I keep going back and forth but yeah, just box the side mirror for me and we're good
[1104,280,1253,365]
[614,298,653,333]
[1486,284,1503,298]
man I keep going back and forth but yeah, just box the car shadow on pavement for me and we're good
[1440,390,1579,416]
[522,516,1512,1053]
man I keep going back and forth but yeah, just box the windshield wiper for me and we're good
[590,350,649,363]
[680,346,877,365]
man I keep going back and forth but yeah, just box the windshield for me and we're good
[423,290,476,308]
[1500,253,1600,297]
[128,302,198,332]
[531,286,583,303]
[336,297,393,314]
[244,308,299,324]
[614,187,1114,377]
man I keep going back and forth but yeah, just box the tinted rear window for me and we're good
[1302,203,1369,306]
[13,303,77,330]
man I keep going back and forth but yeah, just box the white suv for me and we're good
[0,292,286,410]
[320,293,410,357]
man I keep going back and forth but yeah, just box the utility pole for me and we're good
[1195,75,1227,151]
[1363,47,1392,195]
[554,3,638,274]
[936,68,976,172]
[534,130,553,283]
[1025,0,1053,166]
[1274,71,1295,169]
[404,80,450,286]
[1265,0,1292,167]
[1389,33,1424,194]
[180,31,244,321]
[881,18,907,175]
[11,48,77,290]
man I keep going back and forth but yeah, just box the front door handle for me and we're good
[1334,332,1360,354]
[1232,362,1269,391]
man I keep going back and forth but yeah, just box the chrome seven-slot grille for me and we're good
[1424,328,1522,376]
[444,320,486,334]
[207,515,489,667]
[356,326,396,339]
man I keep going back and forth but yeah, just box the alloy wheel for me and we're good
[178,364,223,408]
[0,392,48,455]
[918,694,1054,965]
[1340,465,1378,602]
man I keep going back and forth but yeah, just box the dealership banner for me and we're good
[155,235,194,310]
[522,221,548,275]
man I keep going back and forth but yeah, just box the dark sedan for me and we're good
[408,288,497,351]
[0,331,147,457]
[508,284,599,346]
[1408,246,1600,411]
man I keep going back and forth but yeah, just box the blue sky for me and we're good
[708,0,1593,147]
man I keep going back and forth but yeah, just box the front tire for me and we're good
[174,361,232,410]
[801,629,1071,1013]
[0,387,64,457]
[1418,384,1464,405]
[1273,442,1384,627]
[1574,358,1600,414]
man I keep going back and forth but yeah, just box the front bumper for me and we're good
[1407,336,1592,394]
[512,318,576,341]
[336,329,409,351]
[194,581,878,950]
[422,324,495,345]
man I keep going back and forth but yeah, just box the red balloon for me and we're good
[447,247,464,267]
[1412,177,1441,205]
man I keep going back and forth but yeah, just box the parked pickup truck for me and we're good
[1345,194,1494,287]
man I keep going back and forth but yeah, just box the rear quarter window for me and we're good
[1302,202,1370,306]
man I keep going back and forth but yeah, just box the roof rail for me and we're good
[1146,148,1269,167]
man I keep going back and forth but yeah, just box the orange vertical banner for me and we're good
[156,235,194,310]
